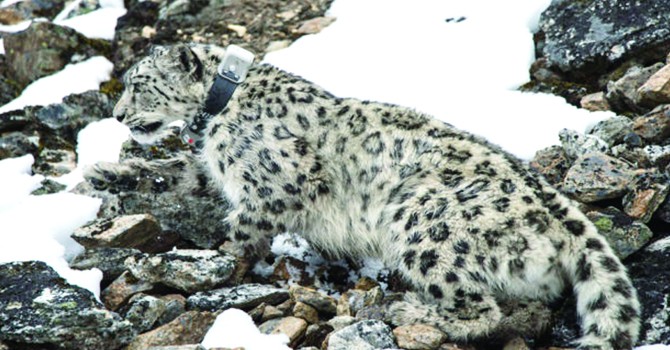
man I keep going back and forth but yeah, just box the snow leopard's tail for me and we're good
[562,229,641,349]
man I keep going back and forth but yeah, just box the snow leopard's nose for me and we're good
[115,113,125,122]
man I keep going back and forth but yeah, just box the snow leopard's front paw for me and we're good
[84,162,139,193]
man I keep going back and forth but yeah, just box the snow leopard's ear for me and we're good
[172,44,204,81]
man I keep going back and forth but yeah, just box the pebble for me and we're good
[637,64,670,107]
[295,16,336,35]
[562,152,634,202]
[187,283,289,312]
[529,145,571,186]
[606,63,664,112]
[580,91,611,111]
[326,319,397,350]
[622,173,670,223]
[585,115,634,147]
[123,293,168,333]
[558,129,609,160]
[302,323,334,348]
[586,207,653,259]
[336,286,384,316]
[293,301,320,324]
[633,104,670,143]
[393,324,447,350]
[125,311,216,350]
[101,270,154,311]
[259,316,308,346]
[289,284,338,315]
[70,247,143,284]
[71,214,163,252]
[125,249,236,293]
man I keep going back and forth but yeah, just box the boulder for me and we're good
[187,283,289,312]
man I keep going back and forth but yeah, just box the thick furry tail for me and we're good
[563,232,641,350]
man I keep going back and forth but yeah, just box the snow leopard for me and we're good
[95,43,641,349]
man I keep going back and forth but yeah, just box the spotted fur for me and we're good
[109,43,640,349]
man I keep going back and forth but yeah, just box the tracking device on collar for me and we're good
[181,45,255,148]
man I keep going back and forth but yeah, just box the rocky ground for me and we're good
[1,0,670,349]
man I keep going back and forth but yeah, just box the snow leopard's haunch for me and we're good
[104,43,640,349]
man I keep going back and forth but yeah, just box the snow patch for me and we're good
[201,308,291,350]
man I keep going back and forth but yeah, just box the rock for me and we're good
[622,173,670,223]
[3,22,110,89]
[125,311,216,350]
[529,145,571,187]
[259,316,308,347]
[586,207,653,259]
[0,261,135,349]
[262,304,285,322]
[657,195,670,224]
[187,283,289,312]
[101,270,154,311]
[580,91,611,111]
[71,214,167,252]
[558,129,609,160]
[537,0,670,80]
[125,249,236,293]
[58,0,102,20]
[562,152,634,202]
[439,344,477,350]
[326,319,397,350]
[502,337,530,350]
[30,178,66,195]
[0,131,39,160]
[293,301,320,324]
[633,104,670,144]
[626,237,670,344]
[157,294,187,326]
[31,147,77,177]
[289,285,337,315]
[606,63,664,112]
[266,40,292,53]
[122,293,168,333]
[638,64,670,107]
[295,17,336,35]
[146,346,206,350]
[644,145,670,169]
[0,0,66,23]
[585,115,634,147]
[301,323,334,348]
[611,145,651,168]
[336,286,384,317]
[70,247,143,284]
[327,315,357,331]
[393,324,447,350]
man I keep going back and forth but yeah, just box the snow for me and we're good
[0,56,114,114]
[264,0,612,159]
[0,0,663,348]
[201,308,291,350]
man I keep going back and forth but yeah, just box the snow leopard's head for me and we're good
[113,43,225,144]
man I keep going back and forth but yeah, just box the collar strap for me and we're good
[181,45,255,148]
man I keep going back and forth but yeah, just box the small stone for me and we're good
[187,283,289,312]
[142,25,157,38]
[262,304,285,322]
[529,145,571,187]
[227,24,247,37]
[125,311,216,350]
[71,214,163,252]
[294,301,320,324]
[70,247,143,284]
[146,345,206,350]
[295,17,336,35]
[633,105,670,143]
[101,271,154,311]
[657,195,670,224]
[289,285,337,315]
[502,337,530,350]
[276,298,296,315]
[637,64,670,107]
[354,277,380,291]
[611,145,651,168]
[587,207,653,259]
[586,115,634,147]
[606,63,664,112]
[562,152,634,202]
[266,40,292,53]
[337,286,384,316]
[30,178,66,195]
[32,148,76,177]
[259,316,308,347]
[558,129,609,160]
[623,173,670,223]
[643,145,670,168]
[158,294,187,326]
[580,92,611,112]
[326,319,397,350]
[123,293,168,333]
[327,315,356,331]
[0,261,135,349]
[393,324,447,350]
[125,249,236,293]
[302,323,334,348]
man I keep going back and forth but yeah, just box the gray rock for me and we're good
[634,104,670,144]
[580,91,611,112]
[0,131,39,160]
[529,145,571,187]
[611,145,651,168]
[558,129,609,160]
[644,145,670,169]
[585,115,634,147]
[393,324,446,350]
[125,311,216,350]
[327,315,356,331]
[101,270,154,311]
[187,283,289,312]
[70,247,143,284]
[3,22,110,89]
[122,293,168,333]
[302,323,335,348]
[0,0,67,23]
[31,147,77,177]
[586,207,653,259]
[562,152,634,202]
[290,284,338,315]
[259,316,308,347]
[326,319,397,350]
[157,294,187,326]
[637,64,670,108]
[71,214,172,253]
[606,63,664,112]
[125,249,236,293]
[0,261,135,349]
[30,178,67,196]
[337,287,384,317]
[538,0,670,80]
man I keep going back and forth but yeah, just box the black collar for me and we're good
[180,71,240,149]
